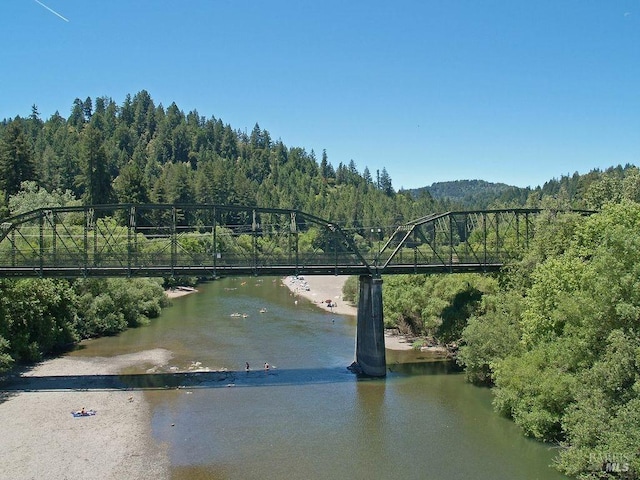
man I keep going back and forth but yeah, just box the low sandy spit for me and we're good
[0,349,173,480]
[282,275,414,351]
[283,274,357,317]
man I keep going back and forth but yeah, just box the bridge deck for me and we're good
[0,263,504,278]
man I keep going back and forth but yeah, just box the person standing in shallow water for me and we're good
[264,362,269,371]
[245,362,250,371]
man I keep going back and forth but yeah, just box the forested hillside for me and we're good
[413,166,640,210]
[414,179,523,208]
[2,91,640,479]
[0,91,443,226]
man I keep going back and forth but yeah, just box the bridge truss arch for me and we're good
[0,204,552,279]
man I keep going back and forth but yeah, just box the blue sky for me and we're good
[2,1,638,190]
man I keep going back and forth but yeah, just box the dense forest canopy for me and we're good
[2,91,640,479]
[1,91,637,222]
[0,91,446,228]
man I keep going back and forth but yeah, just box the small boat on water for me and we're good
[242,313,249,318]
[259,308,267,313]
[230,312,242,317]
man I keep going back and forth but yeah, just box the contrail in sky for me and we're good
[33,0,70,22]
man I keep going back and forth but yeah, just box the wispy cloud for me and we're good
[34,0,69,22]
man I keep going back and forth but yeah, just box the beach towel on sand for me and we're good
[71,409,96,417]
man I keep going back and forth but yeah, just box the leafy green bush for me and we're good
[0,279,79,362]
[0,276,169,372]
[342,275,358,304]
[459,202,640,477]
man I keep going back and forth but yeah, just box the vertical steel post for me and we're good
[171,206,177,278]
[128,206,135,276]
[334,229,338,275]
[10,229,15,267]
[39,212,44,277]
[93,216,98,267]
[290,212,297,274]
[449,214,453,271]
[252,209,258,274]
[495,213,500,260]
[483,213,487,267]
[84,209,90,276]
[212,207,217,276]
[52,212,57,267]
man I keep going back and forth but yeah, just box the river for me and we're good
[71,277,569,479]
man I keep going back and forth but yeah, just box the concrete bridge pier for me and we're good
[354,275,386,377]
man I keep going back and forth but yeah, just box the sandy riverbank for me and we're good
[0,277,418,480]
[283,274,357,317]
[282,275,414,351]
[165,286,198,299]
[0,349,173,480]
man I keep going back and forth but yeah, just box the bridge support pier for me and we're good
[354,275,386,377]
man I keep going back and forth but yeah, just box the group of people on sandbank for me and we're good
[285,275,310,293]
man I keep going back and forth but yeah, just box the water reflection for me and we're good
[36,278,569,480]
[388,359,462,376]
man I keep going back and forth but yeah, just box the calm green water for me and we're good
[72,278,569,480]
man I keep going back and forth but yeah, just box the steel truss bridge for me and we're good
[0,204,542,279]
[0,203,554,377]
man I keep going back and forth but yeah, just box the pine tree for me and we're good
[379,167,394,196]
[363,167,373,185]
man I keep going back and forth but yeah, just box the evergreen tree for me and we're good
[30,104,40,122]
[113,161,149,204]
[0,120,35,202]
[379,167,394,196]
[120,94,134,126]
[78,124,113,205]
[363,166,373,185]
[68,98,85,129]
[220,125,238,159]
[27,104,43,141]
[82,96,93,121]
[320,149,329,179]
